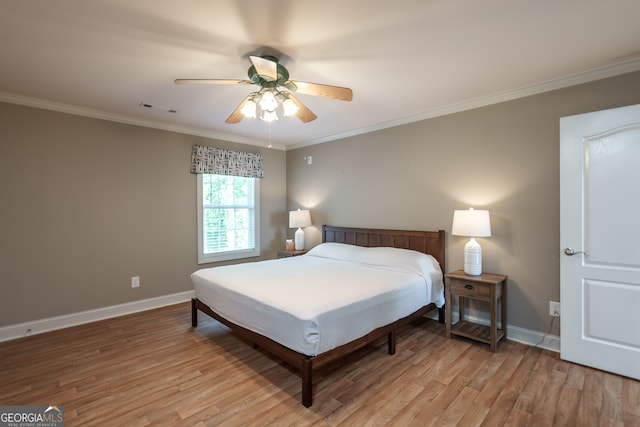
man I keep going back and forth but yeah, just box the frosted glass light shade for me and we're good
[262,110,278,122]
[240,100,257,118]
[259,90,278,111]
[282,98,299,116]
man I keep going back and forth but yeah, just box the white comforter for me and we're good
[191,243,444,356]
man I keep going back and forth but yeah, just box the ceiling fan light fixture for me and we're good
[240,99,257,118]
[282,98,299,117]
[177,54,352,125]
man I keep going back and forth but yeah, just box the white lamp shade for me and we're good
[451,209,491,237]
[289,209,311,228]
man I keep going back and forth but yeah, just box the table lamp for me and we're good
[452,208,491,275]
[289,209,311,250]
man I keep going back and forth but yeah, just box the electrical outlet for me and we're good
[131,276,140,288]
[549,301,560,317]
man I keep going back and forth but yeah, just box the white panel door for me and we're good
[560,104,640,380]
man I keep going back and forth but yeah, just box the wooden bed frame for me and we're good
[191,225,446,407]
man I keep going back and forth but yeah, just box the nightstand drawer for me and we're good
[450,280,491,299]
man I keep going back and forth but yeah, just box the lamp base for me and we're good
[294,227,305,250]
[463,237,483,275]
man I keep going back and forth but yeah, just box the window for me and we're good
[197,173,260,264]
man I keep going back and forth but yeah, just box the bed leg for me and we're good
[388,330,396,355]
[438,306,445,324]
[301,357,313,407]
[191,298,198,327]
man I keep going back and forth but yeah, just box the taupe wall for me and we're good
[286,70,640,335]
[2,70,639,334]
[0,102,286,326]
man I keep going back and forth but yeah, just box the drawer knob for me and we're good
[465,284,475,290]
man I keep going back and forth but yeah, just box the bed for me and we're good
[190,225,446,407]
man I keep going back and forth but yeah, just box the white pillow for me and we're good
[306,242,363,262]
[354,246,442,279]
[306,242,442,279]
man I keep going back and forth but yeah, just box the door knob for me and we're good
[564,248,585,256]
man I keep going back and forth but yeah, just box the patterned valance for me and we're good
[190,145,264,178]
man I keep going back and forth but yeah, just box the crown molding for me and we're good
[2,58,639,152]
[0,92,286,151]
[287,58,640,150]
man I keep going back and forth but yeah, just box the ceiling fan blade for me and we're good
[288,94,317,123]
[174,79,250,85]
[225,96,251,124]
[249,56,278,82]
[288,81,353,101]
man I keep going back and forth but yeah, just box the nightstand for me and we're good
[445,270,508,352]
[277,249,308,258]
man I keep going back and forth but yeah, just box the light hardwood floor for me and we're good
[1,302,639,426]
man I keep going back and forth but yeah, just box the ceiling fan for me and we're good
[175,55,353,124]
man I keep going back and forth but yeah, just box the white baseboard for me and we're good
[426,310,560,353]
[507,324,561,353]
[0,290,195,343]
[1,294,560,353]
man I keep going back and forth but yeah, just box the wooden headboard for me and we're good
[322,225,446,274]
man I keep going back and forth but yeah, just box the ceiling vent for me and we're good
[139,102,178,113]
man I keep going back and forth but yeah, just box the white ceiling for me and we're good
[1,0,640,150]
